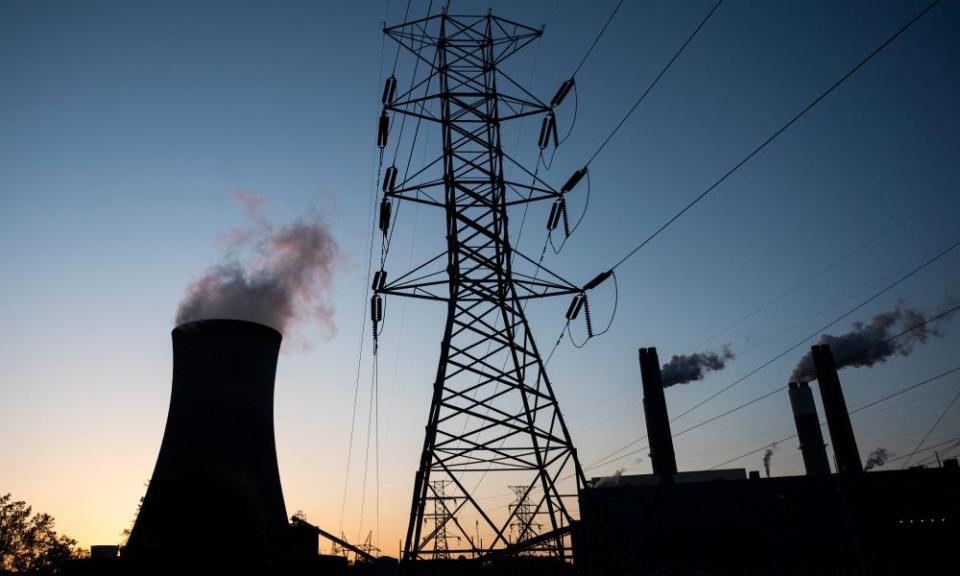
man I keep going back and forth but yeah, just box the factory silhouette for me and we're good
[62,319,958,575]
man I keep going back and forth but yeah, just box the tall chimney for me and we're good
[125,320,290,566]
[788,381,831,475]
[639,347,677,478]
[811,344,863,474]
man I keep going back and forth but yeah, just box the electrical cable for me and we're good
[603,0,942,274]
[885,434,960,466]
[382,1,437,265]
[670,237,960,423]
[581,292,960,473]
[585,0,723,167]
[571,0,625,78]
[901,386,960,469]
[391,0,413,75]
[686,363,960,471]
[692,184,960,350]
[706,365,960,470]
[338,11,389,538]
[356,350,378,544]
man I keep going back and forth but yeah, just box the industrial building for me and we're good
[573,345,960,575]
[123,319,291,572]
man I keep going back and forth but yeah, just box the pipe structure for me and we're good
[788,381,831,475]
[639,347,677,479]
[811,344,863,475]
[125,319,289,566]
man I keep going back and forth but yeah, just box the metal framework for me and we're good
[509,485,542,548]
[376,12,586,561]
[424,480,457,559]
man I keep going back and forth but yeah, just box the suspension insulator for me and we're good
[583,269,612,291]
[561,167,587,194]
[382,165,398,193]
[382,75,397,105]
[565,294,585,320]
[371,294,383,323]
[538,112,557,149]
[372,270,387,292]
[550,112,559,147]
[377,110,389,148]
[583,296,595,338]
[379,198,392,233]
[550,77,575,108]
[561,200,571,237]
[547,200,563,231]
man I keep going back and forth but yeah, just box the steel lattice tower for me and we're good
[375,12,586,561]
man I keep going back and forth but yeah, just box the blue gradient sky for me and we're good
[2,0,959,552]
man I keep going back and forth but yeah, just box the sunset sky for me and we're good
[2,0,959,554]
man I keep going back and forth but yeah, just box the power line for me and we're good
[571,0,625,78]
[889,434,960,466]
[339,12,391,537]
[586,0,723,166]
[692,184,960,351]
[602,0,942,274]
[670,237,960,423]
[901,386,960,469]
[581,287,960,473]
[707,433,797,471]
[570,253,915,438]
[705,364,960,470]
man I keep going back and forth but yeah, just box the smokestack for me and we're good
[788,381,831,475]
[125,320,289,565]
[811,344,863,474]
[639,348,677,479]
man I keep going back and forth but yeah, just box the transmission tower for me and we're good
[423,480,457,559]
[373,11,586,560]
[509,485,542,548]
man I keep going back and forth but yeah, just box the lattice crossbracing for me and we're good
[376,12,585,560]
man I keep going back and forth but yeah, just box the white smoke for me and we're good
[176,189,339,337]
[594,469,624,488]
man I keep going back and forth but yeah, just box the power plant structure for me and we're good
[123,320,290,571]
[74,7,955,576]
[575,343,960,575]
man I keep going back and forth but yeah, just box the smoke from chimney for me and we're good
[864,447,891,471]
[594,469,624,488]
[790,302,944,382]
[762,442,778,478]
[176,190,338,336]
[661,345,734,387]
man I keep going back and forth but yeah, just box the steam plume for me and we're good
[864,447,891,471]
[594,469,624,488]
[661,345,734,387]
[790,302,944,382]
[176,190,338,335]
[762,442,778,478]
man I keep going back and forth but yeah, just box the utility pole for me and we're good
[375,11,586,561]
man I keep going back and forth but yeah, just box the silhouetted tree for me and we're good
[0,494,79,575]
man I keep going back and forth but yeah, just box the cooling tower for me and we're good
[124,319,289,567]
